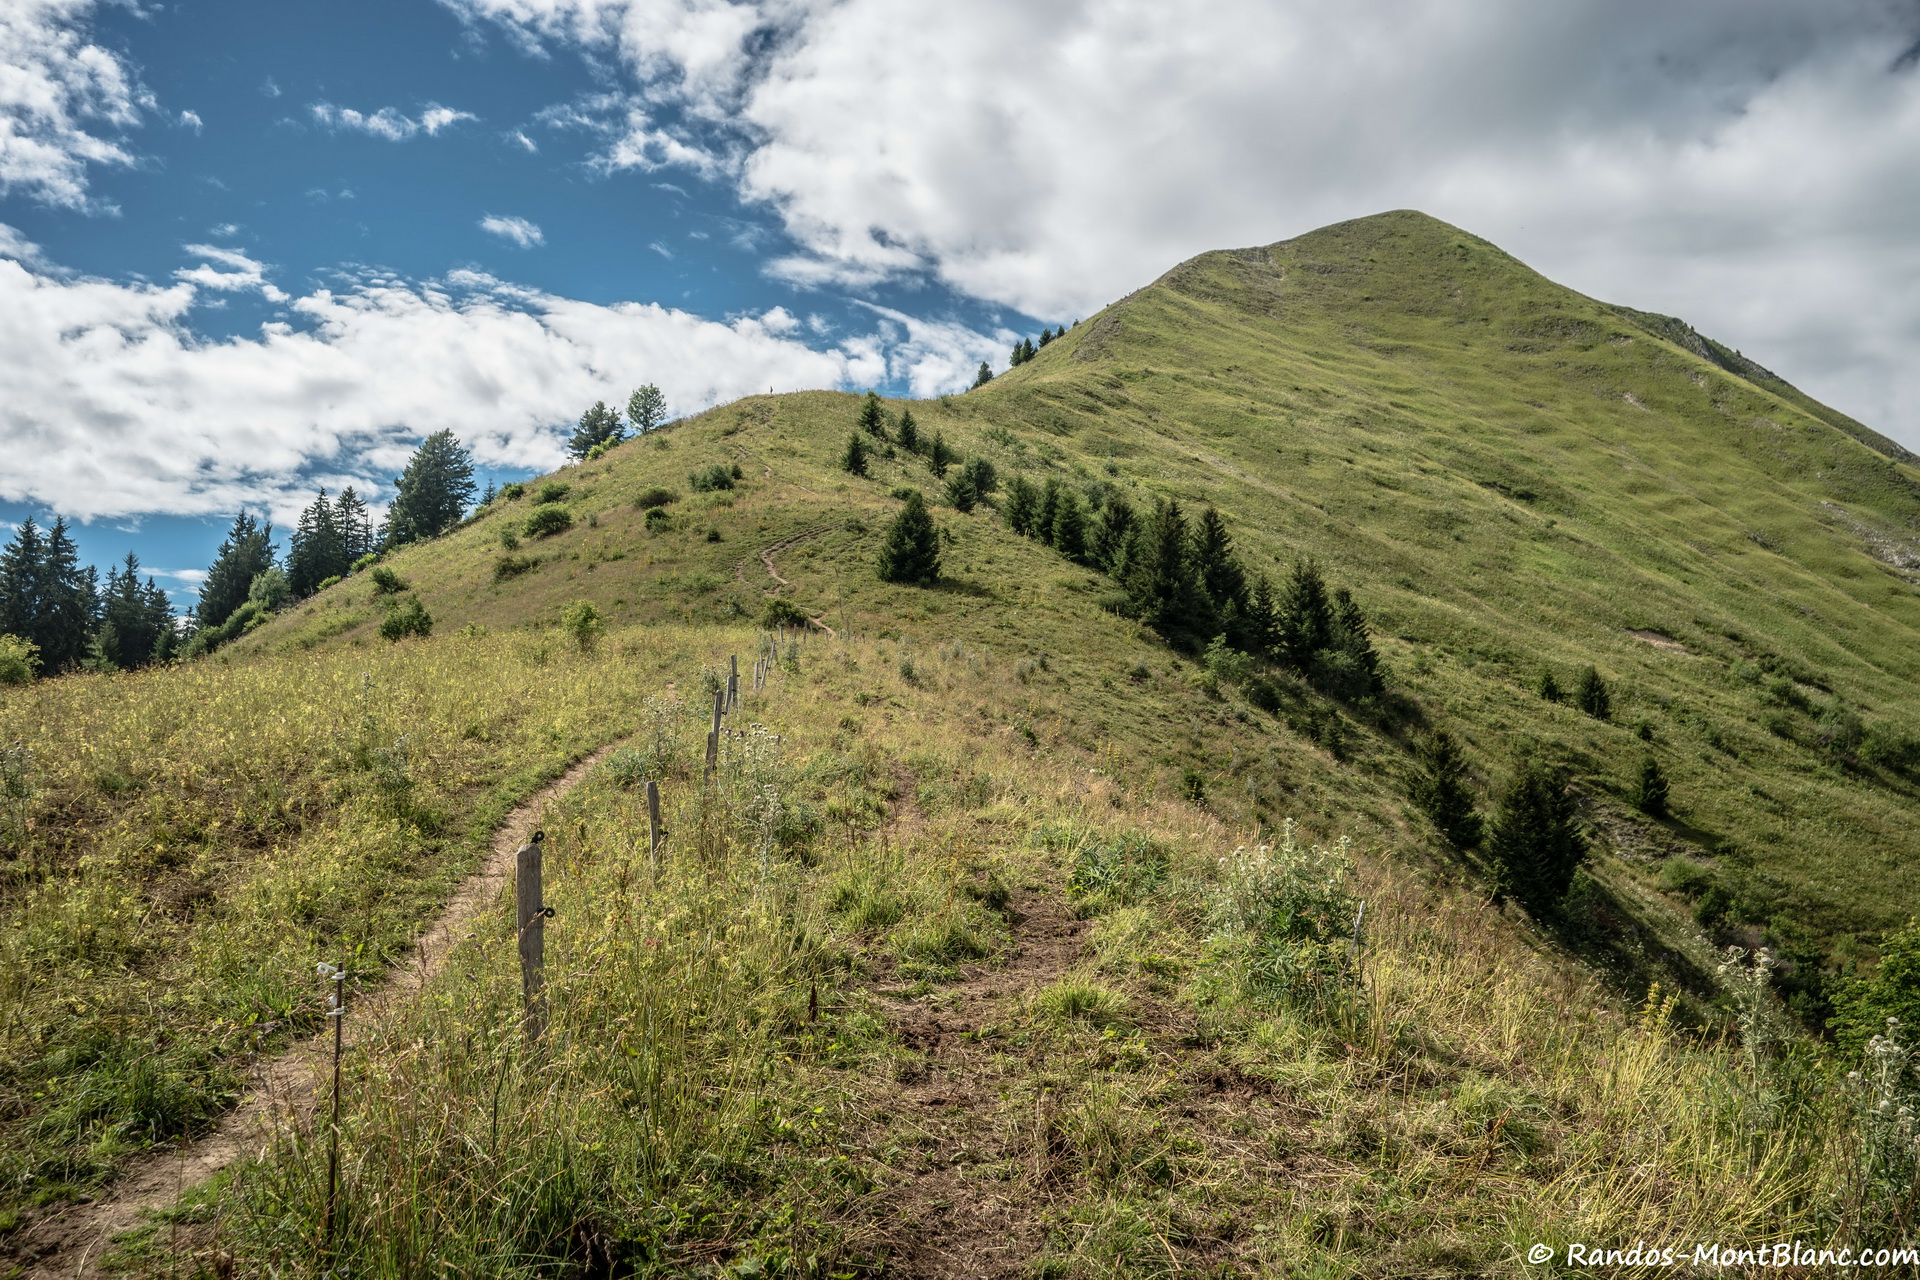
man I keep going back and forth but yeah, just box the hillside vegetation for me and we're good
[6,210,1920,1275]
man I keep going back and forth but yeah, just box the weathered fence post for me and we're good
[705,687,724,777]
[646,780,664,876]
[729,655,739,711]
[516,831,549,1040]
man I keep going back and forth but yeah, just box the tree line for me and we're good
[567,384,668,461]
[0,519,178,678]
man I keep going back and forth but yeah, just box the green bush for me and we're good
[689,464,736,493]
[523,504,573,539]
[369,566,407,595]
[634,486,677,510]
[248,566,293,611]
[350,552,380,573]
[761,598,811,629]
[1208,831,1360,1011]
[379,595,433,642]
[643,507,669,532]
[493,554,539,581]
[316,575,343,592]
[559,600,604,653]
[0,634,39,685]
[534,480,570,504]
[496,481,525,501]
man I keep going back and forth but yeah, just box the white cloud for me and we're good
[174,244,290,303]
[176,109,202,132]
[444,0,1920,446]
[0,222,54,271]
[510,129,538,151]
[0,249,895,521]
[479,214,544,247]
[309,101,478,141]
[0,0,152,207]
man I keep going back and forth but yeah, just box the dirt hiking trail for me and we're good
[9,746,620,1280]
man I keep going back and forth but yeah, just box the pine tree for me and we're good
[335,487,375,563]
[197,513,276,630]
[1576,665,1612,721]
[24,518,95,673]
[287,489,351,597]
[1409,731,1483,849]
[1632,755,1671,818]
[897,407,920,454]
[1190,507,1249,637]
[1091,495,1136,573]
[1036,479,1062,546]
[1038,327,1055,347]
[383,431,477,547]
[1244,574,1281,659]
[1009,339,1026,368]
[928,432,954,477]
[1329,588,1384,696]
[840,432,870,476]
[1275,560,1334,670]
[971,361,994,389]
[1123,499,1207,643]
[960,456,997,497]
[481,479,497,505]
[0,518,45,655]
[627,383,668,435]
[94,552,170,671]
[1537,669,1564,703]
[876,491,941,584]
[1051,490,1088,561]
[1487,761,1587,911]
[1003,475,1038,535]
[568,401,625,459]
[857,391,888,439]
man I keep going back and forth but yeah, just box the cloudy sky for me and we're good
[5,0,1920,599]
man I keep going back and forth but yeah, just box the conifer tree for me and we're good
[1002,475,1038,535]
[197,512,276,629]
[1190,507,1250,641]
[1244,574,1282,659]
[972,362,994,389]
[0,518,45,656]
[876,490,941,584]
[568,401,625,459]
[1487,761,1587,911]
[0,517,93,673]
[928,431,954,477]
[943,469,978,512]
[1537,669,1564,703]
[1124,498,1207,644]
[383,431,477,547]
[335,487,375,563]
[481,479,496,505]
[1409,731,1483,848]
[1576,665,1612,721]
[1275,560,1334,670]
[857,391,889,439]
[1009,338,1026,367]
[1092,495,1136,573]
[288,489,351,597]
[960,456,997,497]
[626,383,668,435]
[94,552,172,670]
[897,407,920,454]
[1051,490,1088,561]
[1632,755,1670,818]
[1038,327,1055,347]
[1329,587,1384,696]
[1036,479,1062,546]
[840,432,870,476]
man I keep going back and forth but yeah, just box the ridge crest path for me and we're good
[11,744,623,1280]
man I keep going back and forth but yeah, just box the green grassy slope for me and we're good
[238,209,1920,1005]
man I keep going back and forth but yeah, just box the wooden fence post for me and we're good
[729,655,739,711]
[705,687,724,777]
[646,780,664,876]
[516,831,549,1040]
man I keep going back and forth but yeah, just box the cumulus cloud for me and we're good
[174,244,290,303]
[444,0,1920,445]
[0,250,893,520]
[309,101,478,140]
[0,0,152,207]
[479,214,544,247]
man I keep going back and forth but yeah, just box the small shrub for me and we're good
[350,552,380,573]
[533,480,570,504]
[0,635,41,685]
[644,507,669,532]
[315,575,342,592]
[498,526,520,551]
[1180,767,1207,805]
[761,598,810,628]
[369,566,406,595]
[378,595,433,642]
[706,528,722,542]
[560,600,604,653]
[1069,832,1169,912]
[248,566,293,611]
[634,486,676,510]
[1209,829,1360,1011]
[689,464,736,493]
[1036,979,1129,1026]
[1632,755,1671,817]
[496,481,525,501]
[493,554,539,580]
[523,504,573,538]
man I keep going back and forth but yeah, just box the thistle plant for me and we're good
[1718,945,1783,1103]
[1842,1018,1920,1234]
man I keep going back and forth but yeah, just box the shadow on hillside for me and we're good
[1548,876,1724,1025]
[930,577,995,599]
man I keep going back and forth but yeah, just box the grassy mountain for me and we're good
[7,209,1920,1275]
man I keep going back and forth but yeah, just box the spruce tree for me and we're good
[1537,669,1564,703]
[287,489,350,596]
[928,431,954,477]
[0,519,45,655]
[1244,575,1282,660]
[1632,755,1671,818]
[1038,327,1055,347]
[1050,491,1088,561]
[1091,495,1136,573]
[876,491,941,584]
[1123,499,1207,644]
[94,552,170,670]
[1036,479,1062,546]
[335,487,375,563]
[897,407,920,454]
[568,401,624,459]
[857,391,888,439]
[961,456,997,497]
[383,431,477,547]
[1009,339,1026,368]
[37,519,92,672]
[626,383,668,435]
[1409,731,1483,848]
[943,469,978,512]
[1003,475,1038,535]
[972,361,994,389]
[1575,665,1612,721]
[1487,761,1587,911]
[1275,560,1334,670]
[197,512,276,629]
[1190,507,1249,639]
[1329,588,1384,696]
[840,432,870,476]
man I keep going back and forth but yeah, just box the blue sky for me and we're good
[5,0,1920,611]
